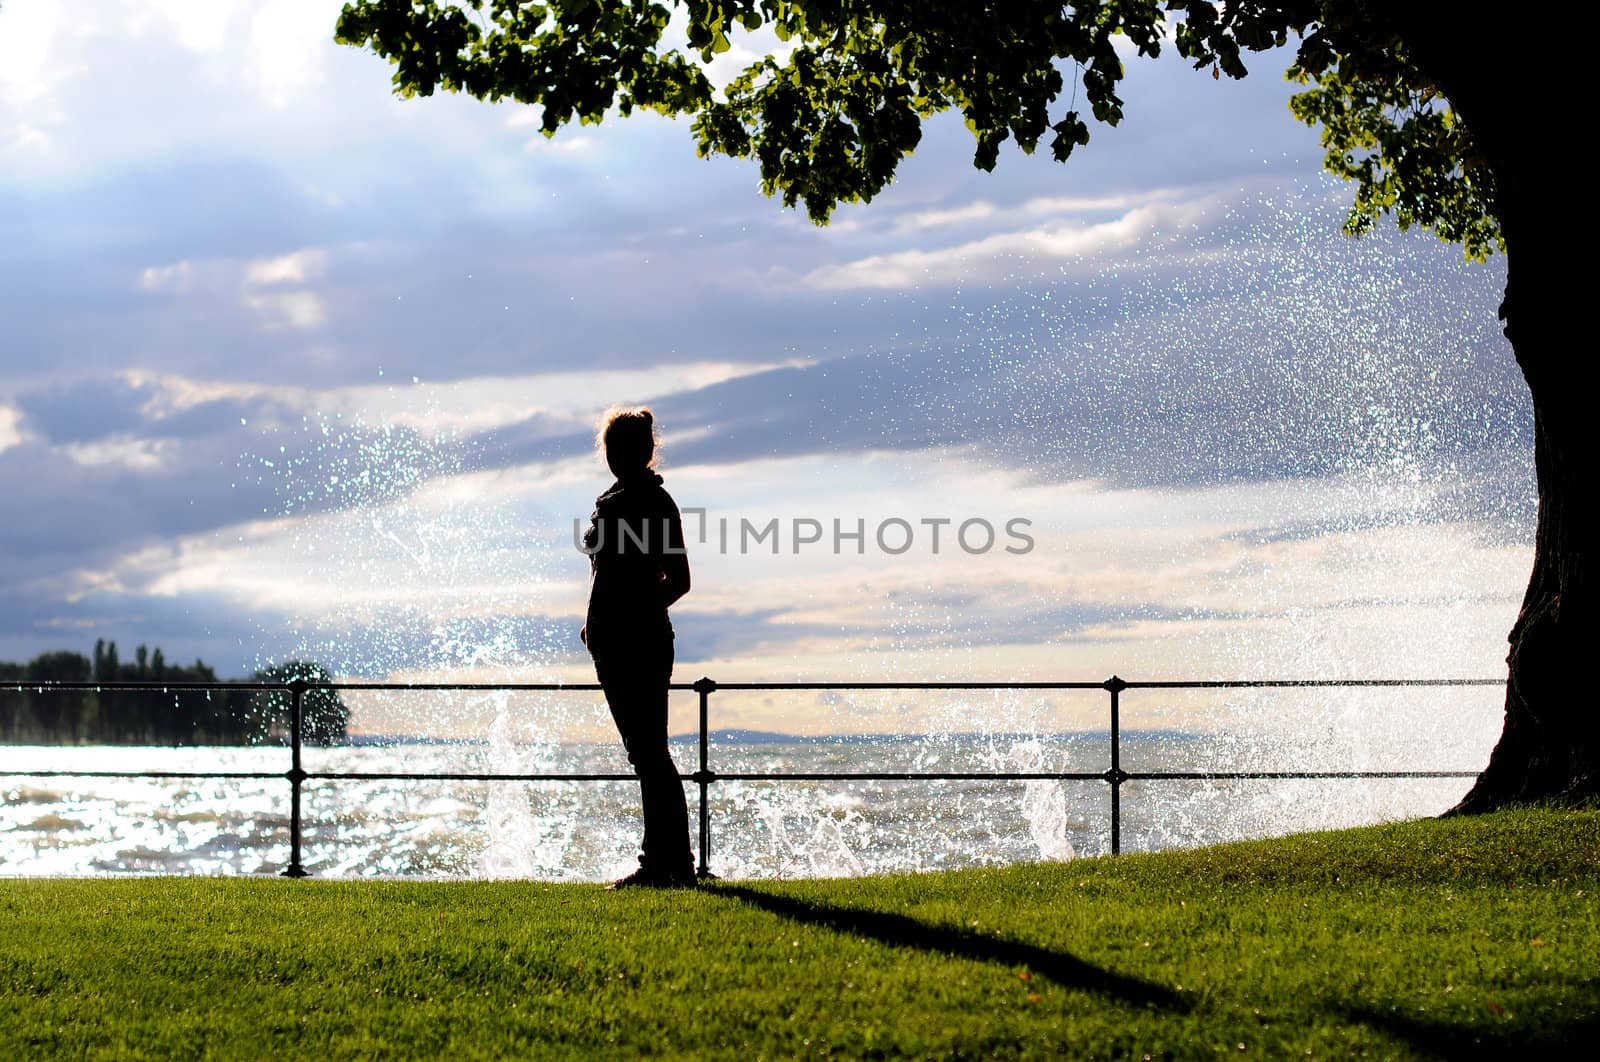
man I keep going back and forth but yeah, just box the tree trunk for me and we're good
[1451,380,1597,810]
[1447,199,1598,809]
[1397,14,1598,810]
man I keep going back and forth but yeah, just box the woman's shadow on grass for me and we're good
[708,884,1189,1011]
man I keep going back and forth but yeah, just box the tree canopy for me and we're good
[335,0,1500,257]
[0,643,349,746]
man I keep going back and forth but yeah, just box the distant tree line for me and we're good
[0,640,349,746]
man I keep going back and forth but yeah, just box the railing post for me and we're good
[692,676,717,879]
[282,680,309,878]
[1104,675,1128,856]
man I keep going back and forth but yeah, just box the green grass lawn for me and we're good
[3,808,1597,1059]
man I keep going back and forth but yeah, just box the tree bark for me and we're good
[1451,381,1597,810]
[1397,13,1598,810]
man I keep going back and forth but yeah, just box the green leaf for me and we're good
[334,0,1501,256]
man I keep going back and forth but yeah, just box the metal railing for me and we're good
[4,676,1501,878]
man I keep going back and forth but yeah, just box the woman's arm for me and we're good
[659,499,691,609]
[660,552,690,609]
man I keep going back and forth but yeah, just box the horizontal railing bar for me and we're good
[11,678,1503,694]
[1,770,286,779]
[711,771,1110,781]
[707,682,1109,691]
[1126,770,1480,780]
[6,684,601,694]
[711,771,1480,781]
[291,683,610,692]
[325,770,1480,782]
[695,679,1503,691]
[308,772,639,782]
[0,770,638,783]
[7,682,297,692]
[0,769,1482,782]
[1120,679,1504,689]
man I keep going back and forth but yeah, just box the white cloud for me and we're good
[245,249,326,286]
[889,187,1187,235]
[10,123,50,150]
[0,405,27,454]
[0,0,85,152]
[244,290,328,330]
[137,250,329,326]
[88,359,802,445]
[139,260,196,294]
[660,10,795,91]
[0,0,68,105]
[249,0,329,107]
[895,201,999,231]
[62,437,178,471]
[807,196,1219,289]
[524,134,598,155]
[143,0,237,54]
[1019,188,1185,215]
[323,357,806,435]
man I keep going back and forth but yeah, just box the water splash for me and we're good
[1011,739,1076,862]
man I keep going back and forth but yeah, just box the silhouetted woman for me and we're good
[580,407,695,888]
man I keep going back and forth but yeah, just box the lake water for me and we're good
[1,724,1492,880]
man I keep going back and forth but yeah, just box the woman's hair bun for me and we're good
[639,409,653,425]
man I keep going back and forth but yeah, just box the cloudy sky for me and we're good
[0,2,1531,737]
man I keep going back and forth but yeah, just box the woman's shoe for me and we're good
[606,865,697,890]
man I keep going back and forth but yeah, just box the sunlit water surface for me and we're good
[3,700,1500,880]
